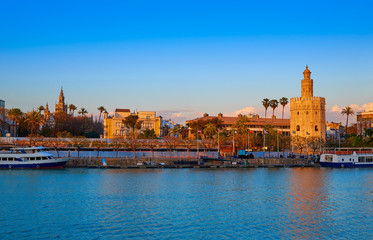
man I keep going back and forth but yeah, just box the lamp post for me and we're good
[196,129,199,159]
[263,129,266,159]
[232,129,235,157]
[277,131,280,158]
[218,130,220,157]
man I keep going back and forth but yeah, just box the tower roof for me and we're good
[303,65,311,74]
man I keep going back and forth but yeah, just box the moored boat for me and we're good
[0,147,69,169]
[320,148,373,168]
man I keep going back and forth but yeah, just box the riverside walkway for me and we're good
[66,157,315,169]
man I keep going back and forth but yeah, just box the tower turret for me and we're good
[301,65,313,98]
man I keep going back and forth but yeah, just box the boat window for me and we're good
[325,155,333,162]
[48,156,53,159]
[358,157,366,162]
[30,157,35,161]
[42,157,48,160]
[36,157,42,160]
[1,158,5,161]
[366,157,373,162]
[8,158,14,161]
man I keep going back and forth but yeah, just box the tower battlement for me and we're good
[290,66,326,140]
[290,96,325,102]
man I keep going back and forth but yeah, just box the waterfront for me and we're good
[1,168,373,239]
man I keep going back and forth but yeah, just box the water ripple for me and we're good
[1,168,373,239]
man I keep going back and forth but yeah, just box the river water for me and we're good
[0,168,372,239]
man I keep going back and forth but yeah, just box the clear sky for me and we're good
[1,0,372,124]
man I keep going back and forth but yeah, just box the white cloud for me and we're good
[157,109,204,125]
[225,106,258,117]
[327,102,373,123]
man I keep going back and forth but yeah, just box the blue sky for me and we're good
[1,0,372,123]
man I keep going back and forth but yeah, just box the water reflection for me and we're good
[283,168,329,239]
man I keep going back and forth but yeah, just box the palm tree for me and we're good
[279,97,288,132]
[7,108,23,137]
[168,126,180,137]
[69,104,77,116]
[279,97,288,121]
[269,99,279,118]
[341,106,354,136]
[37,105,45,114]
[97,106,106,122]
[25,110,44,145]
[78,108,88,117]
[203,123,217,139]
[122,115,143,139]
[262,98,270,119]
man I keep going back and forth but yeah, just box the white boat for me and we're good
[320,148,373,168]
[0,147,69,169]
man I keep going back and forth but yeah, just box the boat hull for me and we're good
[0,158,69,169]
[320,162,373,168]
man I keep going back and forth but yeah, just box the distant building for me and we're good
[326,121,344,139]
[163,119,183,137]
[186,113,290,138]
[103,109,163,139]
[0,100,11,136]
[55,88,67,114]
[290,66,326,139]
[357,110,373,135]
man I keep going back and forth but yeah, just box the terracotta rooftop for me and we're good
[187,115,290,126]
[115,109,130,113]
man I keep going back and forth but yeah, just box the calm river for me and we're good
[0,168,372,239]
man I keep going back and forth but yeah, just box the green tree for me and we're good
[341,106,354,136]
[78,108,88,117]
[279,97,288,124]
[262,98,270,119]
[122,115,143,139]
[69,104,77,116]
[37,105,45,114]
[7,108,24,137]
[269,99,279,118]
[168,126,180,137]
[203,123,217,139]
[97,106,106,122]
[25,110,44,145]
[138,129,157,139]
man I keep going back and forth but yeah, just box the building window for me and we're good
[296,125,300,131]
[297,112,299,115]
[315,125,318,131]
[306,111,308,115]
[316,111,317,115]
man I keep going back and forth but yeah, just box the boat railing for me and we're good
[322,148,373,155]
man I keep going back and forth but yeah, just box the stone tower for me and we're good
[290,66,326,139]
[55,88,67,114]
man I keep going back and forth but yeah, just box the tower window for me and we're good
[315,125,318,131]
[297,112,299,115]
[296,125,300,131]
[316,111,317,115]
[306,111,308,115]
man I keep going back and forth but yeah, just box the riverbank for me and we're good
[65,157,315,168]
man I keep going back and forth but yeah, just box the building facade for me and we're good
[290,66,326,139]
[357,110,373,135]
[103,109,163,139]
[326,121,344,139]
[186,113,290,137]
